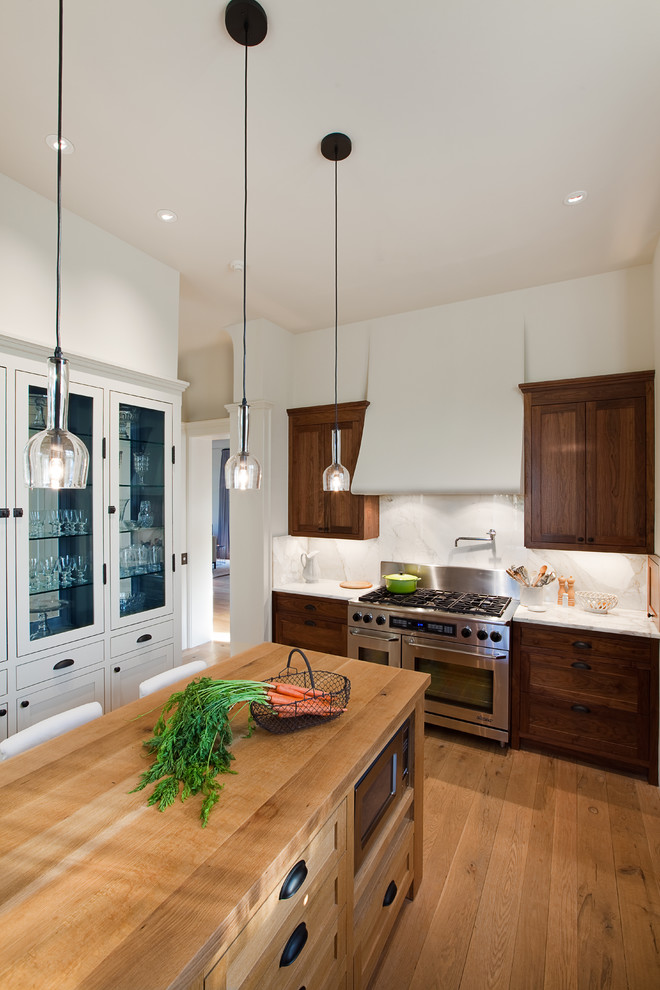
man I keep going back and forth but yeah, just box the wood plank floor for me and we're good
[373,726,660,990]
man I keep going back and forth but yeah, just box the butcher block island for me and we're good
[0,643,429,990]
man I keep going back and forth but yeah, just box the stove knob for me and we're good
[375,614,386,625]
[477,629,488,641]
[352,612,363,623]
[490,630,502,643]
[461,626,472,638]
[363,613,373,624]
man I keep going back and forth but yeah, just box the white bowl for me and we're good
[575,591,618,614]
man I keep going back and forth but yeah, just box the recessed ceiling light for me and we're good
[45,133,74,154]
[156,209,178,223]
[563,190,587,206]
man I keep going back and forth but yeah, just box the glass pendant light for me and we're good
[321,133,352,493]
[224,0,267,492]
[24,0,89,490]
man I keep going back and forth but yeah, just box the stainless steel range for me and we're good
[347,562,519,744]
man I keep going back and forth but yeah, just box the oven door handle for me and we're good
[407,636,506,660]
[350,629,399,643]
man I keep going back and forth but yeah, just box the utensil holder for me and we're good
[519,585,545,611]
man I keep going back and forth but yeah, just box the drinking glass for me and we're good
[32,394,47,428]
[133,452,149,485]
[137,500,153,528]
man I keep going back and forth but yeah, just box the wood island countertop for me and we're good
[0,643,429,990]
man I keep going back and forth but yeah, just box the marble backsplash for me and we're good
[272,494,649,611]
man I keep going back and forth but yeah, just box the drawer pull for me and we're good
[304,620,317,627]
[571,661,592,670]
[572,641,592,650]
[0,708,7,717]
[280,922,308,968]
[279,860,308,900]
[383,880,398,907]
[304,604,316,611]
[114,666,121,673]
[20,700,29,708]
[137,634,153,643]
[53,658,74,670]
[571,704,591,714]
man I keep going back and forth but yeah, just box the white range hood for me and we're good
[351,299,524,495]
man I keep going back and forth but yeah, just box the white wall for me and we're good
[0,173,180,381]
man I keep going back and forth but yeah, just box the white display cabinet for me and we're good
[0,337,184,737]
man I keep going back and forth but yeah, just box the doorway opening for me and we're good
[212,439,230,644]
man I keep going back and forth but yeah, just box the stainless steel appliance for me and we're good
[347,562,519,744]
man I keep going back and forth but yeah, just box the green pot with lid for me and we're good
[382,572,421,594]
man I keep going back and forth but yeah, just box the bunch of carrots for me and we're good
[265,680,343,718]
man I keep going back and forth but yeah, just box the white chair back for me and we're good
[0,702,103,761]
[138,660,208,699]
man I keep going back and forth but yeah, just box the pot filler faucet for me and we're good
[454,529,496,547]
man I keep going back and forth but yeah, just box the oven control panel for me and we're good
[390,615,457,637]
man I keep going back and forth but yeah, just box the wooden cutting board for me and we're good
[340,581,373,589]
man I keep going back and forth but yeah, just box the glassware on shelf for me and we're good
[133,452,149,485]
[32,394,47,428]
[119,407,135,439]
[136,500,154,528]
[149,544,162,572]
[29,598,67,640]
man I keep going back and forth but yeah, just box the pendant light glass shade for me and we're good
[225,400,262,490]
[322,428,350,492]
[24,354,89,489]
[23,0,89,490]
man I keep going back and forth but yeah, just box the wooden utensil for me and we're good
[532,565,547,586]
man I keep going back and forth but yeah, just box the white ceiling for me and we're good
[2,0,660,367]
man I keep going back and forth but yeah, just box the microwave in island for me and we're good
[354,717,411,872]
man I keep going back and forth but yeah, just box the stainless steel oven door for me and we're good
[402,635,509,742]
[347,626,402,667]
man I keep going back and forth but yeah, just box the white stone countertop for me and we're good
[272,580,372,601]
[513,602,660,639]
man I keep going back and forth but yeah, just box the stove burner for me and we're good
[358,586,512,618]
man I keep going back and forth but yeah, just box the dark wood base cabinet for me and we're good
[272,592,348,657]
[511,622,659,785]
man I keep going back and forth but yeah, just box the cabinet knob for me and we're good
[587,537,594,543]
[20,700,30,708]
[571,704,591,714]
[0,708,7,717]
[279,860,308,900]
[577,536,584,543]
[383,880,398,907]
[114,666,121,673]
[279,922,308,968]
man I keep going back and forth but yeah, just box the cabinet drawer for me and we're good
[16,640,105,690]
[110,643,174,710]
[516,622,653,665]
[524,654,645,713]
[353,817,414,990]
[273,593,347,622]
[277,615,347,657]
[111,619,173,658]
[219,800,346,990]
[16,667,105,731]
[522,693,648,762]
[233,861,346,990]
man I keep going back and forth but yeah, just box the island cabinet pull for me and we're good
[53,658,74,670]
[383,880,398,907]
[304,603,316,611]
[571,661,592,670]
[137,634,152,643]
[304,620,317,627]
[279,860,308,900]
[572,641,592,650]
[571,704,591,714]
[279,922,308,968]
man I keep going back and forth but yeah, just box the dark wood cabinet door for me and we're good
[585,395,648,549]
[521,371,654,553]
[528,401,586,547]
[288,402,379,540]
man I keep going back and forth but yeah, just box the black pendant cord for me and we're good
[55,0,63,360]
[241,32,248,408]
[333,158,338,441]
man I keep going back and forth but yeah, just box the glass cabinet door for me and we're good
[16,372,104,655]
[110,393,172,628]
[0,367,7,667]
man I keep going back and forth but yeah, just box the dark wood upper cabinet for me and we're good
[520,371,654,553]
[287,401,379,540]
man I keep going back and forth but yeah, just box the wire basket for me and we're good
[250,648,351,734]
